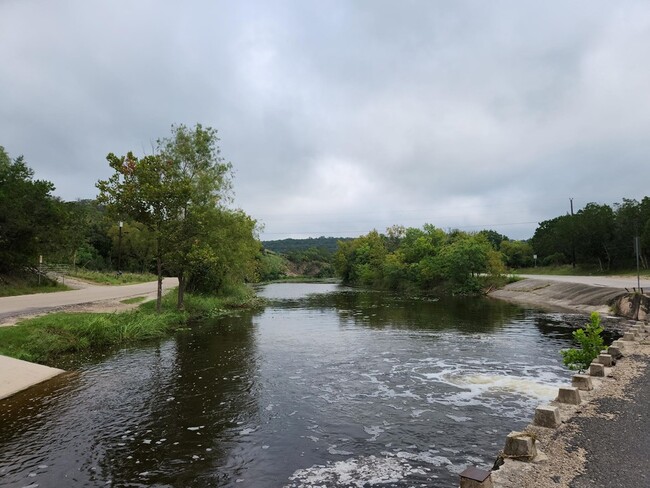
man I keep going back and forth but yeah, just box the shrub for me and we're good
[561,312,605,371]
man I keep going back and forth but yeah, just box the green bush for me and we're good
[561,312,605,371]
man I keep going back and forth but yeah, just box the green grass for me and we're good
[0,284,265,364]
[0,272,70,297]
[120,296,147,304]
[67,268,157,285]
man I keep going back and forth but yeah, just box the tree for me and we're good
[0,146,63,273]
[500,240,534,269]
[97,123,243,311]
[531,215,573,265]
[574,203,615,270]
[478,229,509,250]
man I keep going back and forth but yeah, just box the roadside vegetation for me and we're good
[0,285,263,364]
[0,272,69,297]
[67,268,157,285]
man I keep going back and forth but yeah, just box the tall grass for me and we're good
[0,311,185,363]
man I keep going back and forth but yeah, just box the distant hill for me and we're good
[262,236,353,255]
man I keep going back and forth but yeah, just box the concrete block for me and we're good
[597,354,614,367]
[503,431,537,460]
[460,467,493,488]
[608,345,622,359]
[572,374,593,391]
[623,332,637,341]
[589,362,605,377]
[534,405,561,428]
[611,340,625,351]
[556,386,581,405]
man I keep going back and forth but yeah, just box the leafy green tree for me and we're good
[434,233,499,293]
[613,198,642,269]
[500,240,534,268]
[97,124,248,311]
[531,215,573,265]
[97,152,183,311]
[574,203,615,270]
[184,209,260,294]
[478,229,509,250]
[0,147,63,272]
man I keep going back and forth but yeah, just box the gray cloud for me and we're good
[2,0,650,240]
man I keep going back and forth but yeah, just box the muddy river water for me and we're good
[0,283,578,487]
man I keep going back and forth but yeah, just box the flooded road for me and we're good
[0,283,577,487]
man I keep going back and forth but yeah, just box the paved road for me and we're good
[569,353,650,487]
[519,274,650,289]
[0,277,178,322]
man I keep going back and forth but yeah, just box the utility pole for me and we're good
[570,198,576,268]
[118,221,123,273]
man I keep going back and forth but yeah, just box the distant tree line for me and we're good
[532,198,650,270]
[332,197,650,295]
[262,236,352,255]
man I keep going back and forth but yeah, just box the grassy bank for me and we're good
[0,272,70,297]
[0,286,264,364]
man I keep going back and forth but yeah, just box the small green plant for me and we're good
[561,312,605,371]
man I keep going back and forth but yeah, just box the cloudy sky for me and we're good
[2,1,650,241]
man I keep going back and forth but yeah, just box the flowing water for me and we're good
[0,283,578,487]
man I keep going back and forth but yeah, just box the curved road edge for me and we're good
[0,277,179,325]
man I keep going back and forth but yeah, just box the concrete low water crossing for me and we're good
[0,283,580,487]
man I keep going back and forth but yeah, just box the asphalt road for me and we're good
[519,274,650,289]
[569,353,650,487]
[0,277,178,321]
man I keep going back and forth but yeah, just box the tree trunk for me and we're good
[177,270,186,311]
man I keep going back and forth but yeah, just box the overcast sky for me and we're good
[2,1,650,241]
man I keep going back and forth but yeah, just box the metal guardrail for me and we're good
[37,263,71,285]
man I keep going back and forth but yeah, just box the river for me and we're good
[0,283,578,487]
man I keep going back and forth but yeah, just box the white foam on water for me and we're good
[445,373,560,400]
[363,425,385,441]
[446,414,472,423]
[285,454,423,487]
[328,445,354,456]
